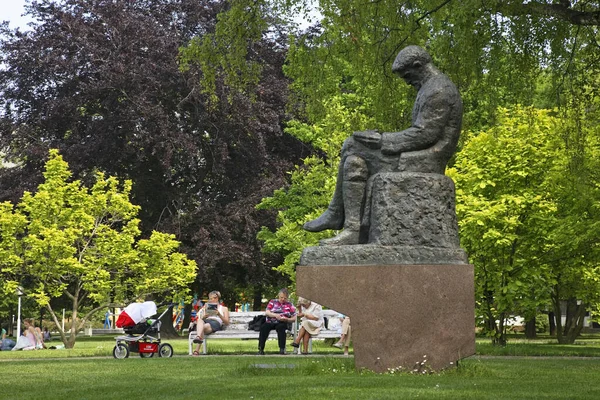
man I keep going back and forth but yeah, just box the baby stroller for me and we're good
[113,301,174,359]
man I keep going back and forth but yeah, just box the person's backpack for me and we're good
[248,315,266,331]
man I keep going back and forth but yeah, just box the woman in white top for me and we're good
[192,291,229,356]
[290,297,323,354]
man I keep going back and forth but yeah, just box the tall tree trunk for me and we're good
[158,305,179,339]
[562,298,586,344]
[525,317,537,339]
[253,290,262,311]
[552,288,565,343]
[483,287,500,344]
[548,312,556,336]
[494,312,507,346]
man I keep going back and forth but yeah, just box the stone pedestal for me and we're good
[297,264,475,373]
[367,172,460,247]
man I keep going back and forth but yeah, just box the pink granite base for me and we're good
[297,264,475,373]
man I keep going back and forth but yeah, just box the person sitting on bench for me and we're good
[257,288,296,355]
[290,297,323,354]
[192,290,229,356]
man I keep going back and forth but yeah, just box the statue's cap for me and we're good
[392,45,432,73]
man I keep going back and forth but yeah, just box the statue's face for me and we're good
[398,68,417,86]
[396,64,423,88]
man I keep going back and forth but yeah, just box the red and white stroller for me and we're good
[113,301,174,359]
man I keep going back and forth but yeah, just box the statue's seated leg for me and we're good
[320,155,367,246]
[303,206,344,232]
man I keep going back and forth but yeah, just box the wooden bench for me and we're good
[188,311,296,355]
[187,310,345,355]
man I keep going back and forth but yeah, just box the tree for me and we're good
[449,106,560,344]
[0,0,309,301]
[0,150,197,348]
[450,105,600,345]
[252,1,600,341]
[541,95,600,343]
[187,1,599,127]
[256,93,377,282]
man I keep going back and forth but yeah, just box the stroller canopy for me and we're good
[116,301,158,328]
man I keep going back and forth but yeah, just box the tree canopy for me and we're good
[186,0,599,128]
[252,0,600,340]
[0,149,197,348]
[2,0,599,339]
[0,0,310,305]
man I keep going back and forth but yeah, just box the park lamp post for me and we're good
[16,286,24,339]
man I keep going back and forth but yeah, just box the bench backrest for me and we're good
[222,311,265,331]
[209,310,344,330]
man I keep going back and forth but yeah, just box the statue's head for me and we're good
[392,45,433,88]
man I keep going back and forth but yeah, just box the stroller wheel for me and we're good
[158,343,173,358]
[113,343,129,359]
[140,352,154,358]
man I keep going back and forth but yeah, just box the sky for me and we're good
[1,0,32,30]
[1,0,318,31]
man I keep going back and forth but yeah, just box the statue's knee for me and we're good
[344,155,368,181]
[341,135,359,153]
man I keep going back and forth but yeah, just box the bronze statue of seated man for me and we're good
[303,45,463,246]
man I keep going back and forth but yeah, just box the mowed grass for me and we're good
[3,333,600,359]
[476,334,600,357]
[1,356,600,399]
[0,336,350,359]
[1,335,600,399]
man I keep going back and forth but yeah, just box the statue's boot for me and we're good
[303,206,343,232]
[320,180,365,246]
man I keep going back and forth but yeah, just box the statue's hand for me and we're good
[353,130,381,149]
[380,132,401,155]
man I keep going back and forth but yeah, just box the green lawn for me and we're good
[1,355,600,399]
[1,335,600,399]
[3,333,600,359]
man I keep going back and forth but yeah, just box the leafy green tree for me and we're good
[0,150,196,348]
[541,96,600,343]
[188,1,598,128]
[257,93,377,281]
[450,105,600,344]
[449,106,560,344]
[0,0,308,303]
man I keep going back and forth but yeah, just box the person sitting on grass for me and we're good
[12,319,38,351]
[1,327,16,351]
[290,297,323,354]
[192,291,229,356]
[25,318,45,349]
